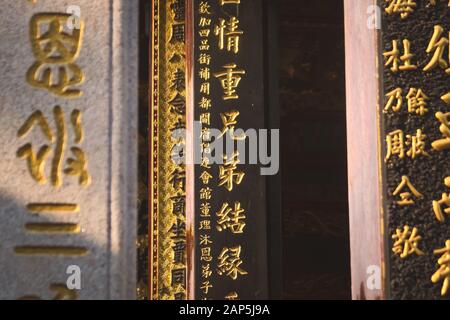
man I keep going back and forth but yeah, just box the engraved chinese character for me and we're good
[383,39,417,72]
[406,88,429,115]
[217,246,248,280]
[392,176,423,205]
[199,234,213,246]
[169,93,186,115]
[200,202,211,217]
[392,225,424,258]
[386,130,405,160]
[169,168,186,190]
[385,0,417,19]
[218,152,245,191]
[27,14,85,98]
[406,129,429,158]
[423,25,450,74]
[17,106,90,187]
[171,23,185,43]
[199,98,211,111]
[199,39,210,51]
[171,0,185,22]
[200,187,212,199]
[200,281,213,294]
[171,69,185,91]
[171,195,186,216]
[216,202,246,234]
[199,220,211,230]
[199,67,211,81]
[171,268,186,288]
[214,17,243,54]
[214,63,246,100]
[199,1,211,14]
[198,53,212,65]
[432,111,450,151]
[169,219,186,240]
[219,110,246,140]
[202,264,213,279]
[431,240,450,296]
[384,88,403,113]
[172,241,186,264]
[201,246,212,261]
[200,82,210,95]
[199,171,213,184]
[199,17,212,27]
[433,177,450,222]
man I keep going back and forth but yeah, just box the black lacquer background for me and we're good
[193,0,269,300]
[381,1,450,300]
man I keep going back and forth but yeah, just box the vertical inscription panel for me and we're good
[381,0,450,299]
[193,0,269,300]
[0,1,138,299]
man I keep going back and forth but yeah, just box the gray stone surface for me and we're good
[0,0,138,299]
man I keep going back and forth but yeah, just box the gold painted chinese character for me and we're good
[199,97,212,110]
[392,176,423,205]
[406,129,429,158]
[199,171,213,184]
[200,187,212,199]
[201,156,211,169]
[202,264,213,279]
[199,17,212,27]
[392,225,424,258]
[199,39,210,51]
[200,281,213,294]
[199,220,211,231]
[200,202,211,217]
[199,53,212,65]
[27,14,85,98]
[214,17,243,54]
[200,113,211,126]
[214,63,246,100]
[423,25,450,74]
[386,129,405,160]
[199,2,211,14]
[432,111,450,151]
[216,201,246,234]
[384,88,403,113]
[432,177,450,222]
[217,246,248,280]
[200,234,213,246]
[218,152,245,191]
[383,39,417,72]
[199,67,211,80]
[385,0,417,19]
[201,246,212,261]
[406,88,429,115]
[219,110,246,140]
[200,82,210,95]
[431,240,450,296]
[17,106,90,187]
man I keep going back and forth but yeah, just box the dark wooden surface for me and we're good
[280,0,351,299]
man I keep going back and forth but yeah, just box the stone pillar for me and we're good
[0,0,138,299]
